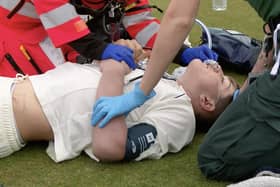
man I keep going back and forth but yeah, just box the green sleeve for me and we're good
[246,0,280,22]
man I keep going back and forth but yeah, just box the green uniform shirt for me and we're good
[247,0,280,22]
[198,71,280,181]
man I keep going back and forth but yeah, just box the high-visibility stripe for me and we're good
[145,34,157,48]
[123,11,154,27]
[32,0,68,14]
[40,3,78,29]
[46,17,90,47]
[122,11,160,46]
[135,22,159,46]
[0,1,38,18]
[0,0,21,10]
[125,0,153,16]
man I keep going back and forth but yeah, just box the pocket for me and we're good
[0,38,40,76]
[0,40,20,77]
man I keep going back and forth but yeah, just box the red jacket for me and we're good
[0,0,89,76]
[81,0,160,48]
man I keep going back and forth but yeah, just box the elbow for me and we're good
[172,16,194,32]
[92,132,127,162]
[164,8,195,32]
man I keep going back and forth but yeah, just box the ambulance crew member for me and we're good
[0,0,216,77]
[0,0,137,77]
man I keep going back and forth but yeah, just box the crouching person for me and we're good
[1,58,237,162]
[197,61,280,181]
[198,0,280,182]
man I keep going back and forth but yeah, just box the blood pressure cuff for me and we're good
[124,123,157,161]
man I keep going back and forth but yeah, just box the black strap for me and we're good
[7,0,25,19]
[70,0,110,17]
[4,53,24,74]
[125,4,163,13]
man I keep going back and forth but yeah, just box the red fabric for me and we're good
[0,7,47,44]
[0,1,90,76]
[125,19,159,47]
[124,0,160,47]
[0,1,89,46]
[81,0,106,9]
[79,0,159,48]
[81,0,146,12]
[33,0,68,14]
[125,0,151,16]
[61,45,79,62]
[32,1,90,47]
[145,34,157,49]
[0,25,55,77]
[46,17,90,47]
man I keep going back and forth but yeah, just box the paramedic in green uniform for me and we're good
[198,0,280,182]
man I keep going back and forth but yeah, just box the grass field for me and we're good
[0,1,264,186]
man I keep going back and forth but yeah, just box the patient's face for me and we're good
[184,59,233,101]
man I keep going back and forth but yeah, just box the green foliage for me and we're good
[0,1,264,186]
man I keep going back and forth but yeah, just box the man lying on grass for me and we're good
[0,58,238,162]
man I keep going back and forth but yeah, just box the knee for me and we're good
[198,140,251,182]
[197,141,225,180]
[197,137,237,181]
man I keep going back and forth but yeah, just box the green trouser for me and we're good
[198,71,280,182]
[246,0,280,22]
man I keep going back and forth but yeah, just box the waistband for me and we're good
[0,77,25,158]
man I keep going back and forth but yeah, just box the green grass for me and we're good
[0,1,264,186]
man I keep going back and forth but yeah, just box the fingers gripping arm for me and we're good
[91,60,128,161]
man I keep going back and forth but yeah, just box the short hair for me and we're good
[196,76,240,132]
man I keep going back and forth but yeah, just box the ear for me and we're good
[199,94,216,112]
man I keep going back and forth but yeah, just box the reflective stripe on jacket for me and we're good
[0,0,90,46]
[80,0,160,48]
[0,0,88,76]
[124,0,160,48]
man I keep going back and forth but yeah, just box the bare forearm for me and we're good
[92,60,128,161]
[96,68,124,98]
[140,0,200,95]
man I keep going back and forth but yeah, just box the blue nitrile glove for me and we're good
[101,44,137,69]
[91,82,156,128]
[181,44,218,65]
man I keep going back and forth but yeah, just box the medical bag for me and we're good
[201,27,262,74]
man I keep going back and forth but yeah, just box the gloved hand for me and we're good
[181,44,218,65]
[101,43,137,70]
[91,82,156,128]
